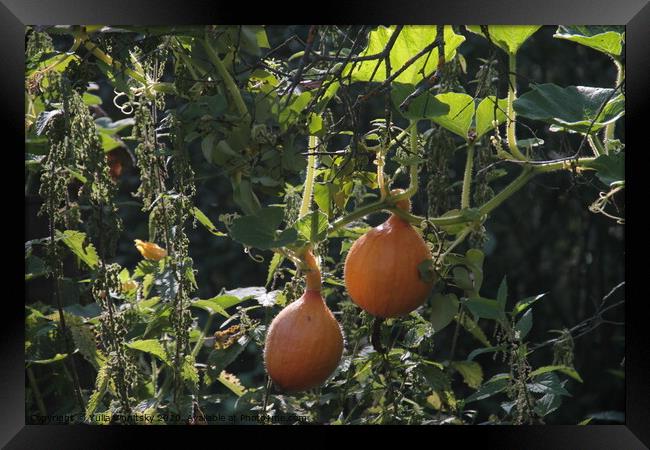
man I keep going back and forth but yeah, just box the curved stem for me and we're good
[391,120,420,204]
[299,135,319,217]
[300,248,322,291]
[479,167,535,216]
[588,135,605,157]
[331,155,592,233]
[202,35,250,123]
[461,142,475,209]
[604,58,624,148]
[506,52,527,161]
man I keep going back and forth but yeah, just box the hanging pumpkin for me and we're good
[344,190,435,318]
[264,250,344,392]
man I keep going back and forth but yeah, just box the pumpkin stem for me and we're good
[301,248,322,292]
[388,189,411,213]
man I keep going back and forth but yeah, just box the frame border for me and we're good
[6,0,647,447]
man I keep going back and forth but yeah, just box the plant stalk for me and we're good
[461,142,475,209]
[299,135,319,217]
[202,35,250,122]
[604,58,624,148]
[506,52,527,161]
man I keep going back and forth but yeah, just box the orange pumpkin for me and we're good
[264,250,344,392]
[344,191,435,318]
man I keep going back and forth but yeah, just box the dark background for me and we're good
[25,25,625,424]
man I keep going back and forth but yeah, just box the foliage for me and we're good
[25,24,624,425]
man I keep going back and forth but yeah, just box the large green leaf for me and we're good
[126,339,171,365]
[451,361,483,389]
[464,375,509,403]
[391,83,449,120]
[230,206,298,250]
[466,25,541,54]
[57,230,99,269]
[475,96,508,139]
[513,84,625,134]
[554,26,625,57]
[431,92,475,139]
[429,293,459,333]
[529,365,583,383]
[345,25,465,85]
[191,207,226,236]
[195,286,267,313]
[293,210,329,243]
[582,153,625,187]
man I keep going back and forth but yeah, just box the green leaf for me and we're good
[475,96,508,138]
[191,207,226,236]
[126,339,171,365]
[230,206,298,250]
[513,84,625,134]
[496,276,508,311]
[28,353,69,365]
[205,286,267,310]
[266,253,284,287]
[429,293,459,333]
[457,314,491,347]
[431,92,475,139]
[313,182,332,218]
[528,372,571,397]
[57,230,99,269]
[392,83,449,120]
[218,371,247,397]
[529,365,583,383]
[467,25,541,54]
[345,25,465,85]
[308,113,324,135]
[466,297,504,322]
[464,376,509,403]
[190,299,230,318]
[85,362,109,420]
[182,355,199,386]
[554,26,624,57]
[535,392,563,417]
[515,309,533,339]
[208,336,251,376]
[451,361,483,389]
[452,266,475,292]
[582,153,624,187]
[293,210,329,243]
[467,346,503,362]
[82,92,102,106]
[231,178,261,216]
[512,293,547,316]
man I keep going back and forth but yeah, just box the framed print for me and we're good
[4,0,648,447]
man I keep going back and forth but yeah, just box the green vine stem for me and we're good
[461,142,475,209]
[506,52,527,161]
[391,120,420,204]
[299,135,319,217]
[588,135,606,157]
[81,36,147,85]
[202,35,251,123]
[604,58,624,149]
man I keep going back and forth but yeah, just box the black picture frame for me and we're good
[6,0,648,447]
